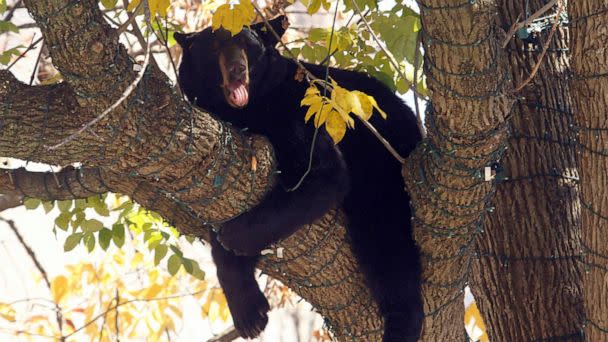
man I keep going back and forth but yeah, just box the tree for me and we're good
[1,0,606,341]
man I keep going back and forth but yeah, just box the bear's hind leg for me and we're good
[211,234,270,338]
[373,261,423,342]
[347,217,423,342]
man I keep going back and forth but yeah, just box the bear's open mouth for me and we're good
[224,80,249,108]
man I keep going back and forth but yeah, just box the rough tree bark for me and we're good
[402,0,512,339]
[2,0,384,339]
[471,1,585,340]
[569,1,608,341]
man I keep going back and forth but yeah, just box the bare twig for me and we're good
[153,16,182,97]
[46,3,153,150]
[501,0,558,48]
[28,41,45,86]
[114,289,120,339]
[2,0,23,21]
[207,327,240,342]
[360,119,405,163]
[116,2,141,36]
[1,218,65,341]
[6,35,43,71]
[513,1,563,92]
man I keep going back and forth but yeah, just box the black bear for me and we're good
[175,16,423,341]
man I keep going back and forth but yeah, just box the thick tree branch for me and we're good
[0,71,101,164]
[403,0,513,339]
[0,194,23,211]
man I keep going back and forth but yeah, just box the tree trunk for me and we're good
[471,1,584,340]
[568,1,608,340]
[403,0,512,339]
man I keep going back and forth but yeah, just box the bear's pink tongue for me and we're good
[228,82,249,107]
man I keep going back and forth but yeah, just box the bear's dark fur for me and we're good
[175,16,423,341]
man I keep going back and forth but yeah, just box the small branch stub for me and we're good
[91,42,104,54]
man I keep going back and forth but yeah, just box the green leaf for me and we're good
[169,245,183,258]
[83,233,95,253]
[167,254,182,276]
[99,228,112,251]
[82,219,104,233]
[57,200,72,212]
[396,77,411,95]
[42,201,54,213]
[115,200,133,212]
[0,0,6,14]
[94,205,110,217]
[367,69,396,92]
[373,14,420,64]
[182,258,194,274]
[72,211,85,229]
[23,198,41,210]
[302,45,315,62]
[112,223,125,248]
[190,262,205,280]
[74,199,87,209]
[55,213,71,231]
[64,233,83,252]
[0,20,18,34]
[0,47,21,65]
[309,28,325,42]
[154,245,168,266]
[185,235,196,244]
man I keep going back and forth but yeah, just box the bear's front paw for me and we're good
[217,218,271,255]
[228,282,270,338]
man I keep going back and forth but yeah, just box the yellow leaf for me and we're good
[149,0,170,17]
[465,301,489,342]
[113,251,125,265]
[314,103,332,128]
[325,110,347,144]
[369,95,387,119]
[51,275,68,303]
[301,87,321,106]
[304,101,321,123]
[352,91,373,121]
[127,0,169,17]
[304,85,320,98]
[144,283,163,300]
[212,0,255,36]
[331,85,351,112]
[0,303,16,322]
[127,0,141,12]
[208,300,220,322]
[168,304,183,318]
[25,314,49,324]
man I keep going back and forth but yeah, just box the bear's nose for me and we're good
[230,64,246,74]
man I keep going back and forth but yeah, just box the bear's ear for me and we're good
[251,15,289,47]
[174,32,195,49]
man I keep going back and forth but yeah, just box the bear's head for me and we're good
[175,16,289,110]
